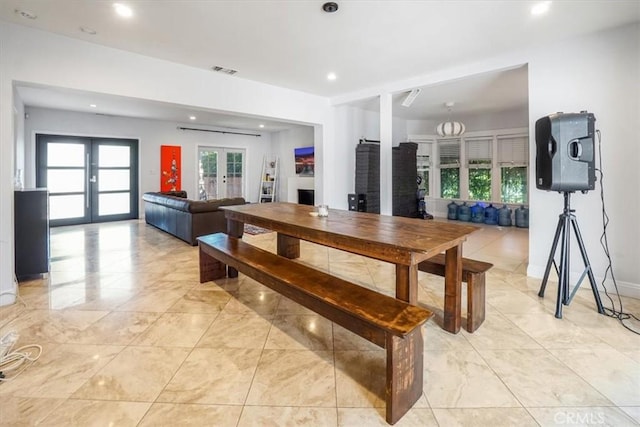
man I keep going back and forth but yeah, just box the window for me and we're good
[498,136,528,203]
[439,140,460,198]
[417,156,430,196]
[467,138,492,201]
[416,142,432,197]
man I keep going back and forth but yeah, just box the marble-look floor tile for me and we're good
[485,289,550,315]
[462,312,543,350]
[246,349,336,406]
[479,349,613,407]
[431,408,538,426]
[0,343,123,399]
[138,403,243,427]
[620,407,640,423]
[223,289,282,316]
[166,289,231,313]
[527,406,638,427]
[337,407,438,426]
[265,315,334,350]
[157,348,262,404]
[276,296,318,315]
[549,348,640,406]
[505,312,612,349]
[329,261,374,286]
[113,289,186,312]
[8,217,638,426]
[423,350,520,408]
[238,406,338,427]
[65,311,161,345]
[131,312,216,347]
[0,397,65,426]
[38,399,151,426]
[333,323,380,351]
[334,350,385,407]
[73,346,189,401]
[423,321,473,351]
[624,349,640,364]
[197,312,272,349]
[562,308,640,351]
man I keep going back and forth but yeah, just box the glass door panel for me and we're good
[198,149,219,200]
[91,141,137,222]
[225,151,244,198]
[37,135,138,226]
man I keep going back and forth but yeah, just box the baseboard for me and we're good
[0,281,18,307]
[527,263,640,299]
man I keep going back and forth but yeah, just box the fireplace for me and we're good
[297,189,315,206]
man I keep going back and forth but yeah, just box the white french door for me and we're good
[197,147,245,200]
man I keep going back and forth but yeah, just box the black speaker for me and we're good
[535,111,596,192]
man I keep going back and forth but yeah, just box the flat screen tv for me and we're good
[294,146,314,176]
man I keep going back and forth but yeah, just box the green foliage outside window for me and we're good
[201,152,217,177]
[226,152,243,178]
[469,168,491,201]
[440,168,460,199]
[501,167,527,203]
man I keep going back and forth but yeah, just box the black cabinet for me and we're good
[14,189,50,281]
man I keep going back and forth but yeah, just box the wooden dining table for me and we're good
[221,202,479,334]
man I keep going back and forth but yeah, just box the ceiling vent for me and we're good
[211,66,238,75]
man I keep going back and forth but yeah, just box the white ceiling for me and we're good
[2,1,638,130]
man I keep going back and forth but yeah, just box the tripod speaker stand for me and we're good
[538,191,604,318]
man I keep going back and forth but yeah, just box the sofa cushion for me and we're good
[188,197,246,213]
[142,192,191,212]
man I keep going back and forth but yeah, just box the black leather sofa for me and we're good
[142,191,245,245]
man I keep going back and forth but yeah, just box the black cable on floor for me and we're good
[595,129,639,335]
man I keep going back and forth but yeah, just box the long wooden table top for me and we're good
[222,202,479,265]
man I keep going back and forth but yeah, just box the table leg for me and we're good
[277,233,300,259]
[226,218,244,278]
[395,264,418,305]
[443,244,463,334]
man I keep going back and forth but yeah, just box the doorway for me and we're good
[36,134,139,226]
[197,147,245,200]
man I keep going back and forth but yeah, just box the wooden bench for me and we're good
[418,254,492,333]
[198,233,433,425]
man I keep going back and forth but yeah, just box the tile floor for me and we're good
[1,218,639,426]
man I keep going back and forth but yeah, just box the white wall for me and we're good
[23,107,274,208]
[0,22,331,306]
[527,23,639,297]
[271,126,315,202]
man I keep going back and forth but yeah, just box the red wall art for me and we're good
[160,145,181,191]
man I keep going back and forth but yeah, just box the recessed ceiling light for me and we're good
[327,72,337,81]
[259,124,265,128]
[80,26,97,35]
[531,1,551,16]
[14,9,37,20]
[189,116,196,121]
[89,104,97,108]
[113,3,133,18]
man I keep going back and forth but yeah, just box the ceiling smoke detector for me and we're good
[211,66,238,75]
[322,2,339,13]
